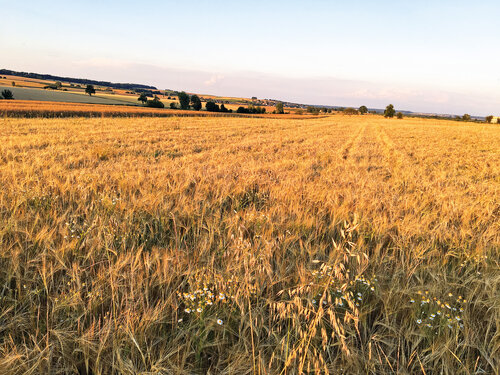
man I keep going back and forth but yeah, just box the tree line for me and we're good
[137,91,283,114]
[0,69,156,91]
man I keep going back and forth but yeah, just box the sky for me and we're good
[1,0,499,115]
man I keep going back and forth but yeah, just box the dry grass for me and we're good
[0,115,498,374]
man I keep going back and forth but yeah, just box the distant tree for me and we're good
[462,113,471,121]
[55,81,62,89]
[248,104,257,114]
[396,112,403,119]
[1,89,14,99]
[497,118,500,124]
[190,94,202,111]
[251,96,257,100]
[220,104,229,113]
[178,91,190,110]
[359,105,368,114]
[11,81,15,86]
[170,102,177,109]
[138,93,148,105]
[206,101,220,112]
[146,96,165,108]
[242,106,250,113]
[275,102,284,114]
[384,104,395,118]
[85,84,96,96]
[254,105,266,114]
[236,105,266,114]
[343,107,359,115]
[44,83,59,90]
[485,115,494,123]
[307,106,320,115]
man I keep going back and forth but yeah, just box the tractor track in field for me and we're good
[372,123,413,181]
[375,124,405,166]
[341,124,366,160]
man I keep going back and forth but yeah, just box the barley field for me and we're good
[0,115,498,374]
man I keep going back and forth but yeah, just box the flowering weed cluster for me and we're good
[177,285,232,316]
[64,217,90,240]
[410,290,466,331]
[176,270,252,325]
[311,262,378,310]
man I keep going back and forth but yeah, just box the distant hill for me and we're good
[0,69,157,91]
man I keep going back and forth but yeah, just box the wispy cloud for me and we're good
[204,74,224,86]
[74,58,132,69]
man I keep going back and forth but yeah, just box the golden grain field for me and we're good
[0,115,498,374]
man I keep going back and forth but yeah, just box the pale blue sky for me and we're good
[1,0,499,115]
